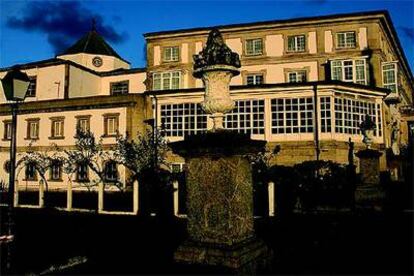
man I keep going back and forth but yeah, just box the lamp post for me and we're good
[1,67,30,272]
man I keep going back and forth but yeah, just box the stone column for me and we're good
[67,180,72,211]
[171,132,271,271]
[39,180,44,208]
[13,180,18,207]
[98,182,104,213]
[268,181,275,217]
[355,149,384,210]
[133,180,139,215]
[173,180,179,216]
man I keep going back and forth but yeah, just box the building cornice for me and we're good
[144,10,389,38]
[0,58,146,78]
[145,81,389,97]
[0,94,144,116]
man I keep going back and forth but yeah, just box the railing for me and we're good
[1,180,278,217]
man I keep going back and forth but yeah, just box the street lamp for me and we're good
[1,67,30,272]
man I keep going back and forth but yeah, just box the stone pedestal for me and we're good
[355,149,384,210]
[170,131,272,272]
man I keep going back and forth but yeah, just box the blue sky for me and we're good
[0,0,413,72]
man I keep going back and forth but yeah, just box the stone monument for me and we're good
[171,29,271,272]
[355,115,384,210]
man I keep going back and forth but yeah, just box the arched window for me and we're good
[104,161,118,182]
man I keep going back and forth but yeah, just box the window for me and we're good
[320,97,332,133]
[336,32,356,48]
[288,71,307,83]
[245,38,263,56]
[25,163,37,181]
[334,97,381,136]
[153,71,181,90]
[161,103,207,137]
[224,100,265,135]
[331,59,367,85]
[26,77,37,97]
[50,161,62,181]
[287,35,306,52]
[76,163,89,182]
[246,74,264,85]
[382,62,398,93]
[271,98,314,134]
[110,81,129,95]
[163,46,179,62]
[3,121,12,140]
[103,114,119,136]
[26,119,39,140]
[104,161,118,182]
[76,116,90,134]
[50,118,64,138]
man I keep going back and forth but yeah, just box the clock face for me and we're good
[92,56,103,67]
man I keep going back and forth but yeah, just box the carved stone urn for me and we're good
[194,65,239,130]
[192,28,241,131]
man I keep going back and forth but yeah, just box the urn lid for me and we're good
[193,28,241,77]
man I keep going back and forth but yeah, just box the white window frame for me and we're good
[331,58,367,85]
[163,46,179,62]
[336,32,356,49]
[382,62,398,94]
[160,103,207,137]
[271,97,314,134]
[153,71,181,90]
[106,117,118,136]
[52,120,64,138]
[224,99,265,135]
[288,71,307,83]
[77,118,90,133]
[246,74,264,85]
[287,35,306,52]
[27,120,39,139]
[245,38,263,56]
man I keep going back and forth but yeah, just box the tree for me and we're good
[113,129,169,215]
[16,145,59,192]
[113,129,169,185]
[62,129,122,191]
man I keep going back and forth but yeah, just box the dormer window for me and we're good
[163,46,179,62]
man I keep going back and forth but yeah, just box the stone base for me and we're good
[355,185,385,211]
[174,238,272,273]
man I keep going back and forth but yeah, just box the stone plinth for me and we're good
[355,149,384,210]
[170,131,271,271]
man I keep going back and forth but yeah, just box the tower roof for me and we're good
[61,29,123,60]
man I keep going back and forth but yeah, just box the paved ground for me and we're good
[0,207,413,275]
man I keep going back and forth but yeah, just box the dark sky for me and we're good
[1,0,413,72]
